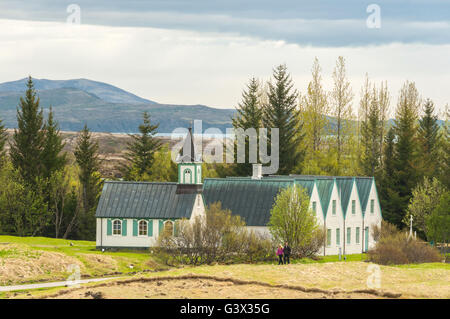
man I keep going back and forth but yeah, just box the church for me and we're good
[95,128,382,256]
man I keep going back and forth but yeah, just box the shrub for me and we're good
[157,202,274,265]
[268,185,324,258]
[368,222,442,265]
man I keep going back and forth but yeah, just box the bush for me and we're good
[368,222,442,265]
[157,202,274,265]
[268,185,324,258]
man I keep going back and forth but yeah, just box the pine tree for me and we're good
[232,77,263,176]
[42,107,67,179]
[300,58,329,174]
[417,99,440,178]
[359,87,382,177]
[379,127,402,226]
[441,105,450,188]
[390,81,421,228]
[74,124,102,240]
[330,56,354,174]
[9,76,46,185]
[121,112,161,179]
[263,64,304,175]
[0,118,7,164]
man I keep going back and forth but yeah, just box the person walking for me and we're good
[283,242,291,264]
[276,244,284,265]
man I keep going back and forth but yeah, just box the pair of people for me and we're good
[276,242,291,265]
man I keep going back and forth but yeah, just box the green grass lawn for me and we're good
[0,235,168,286]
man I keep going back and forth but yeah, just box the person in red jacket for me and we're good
[276,244,284,265]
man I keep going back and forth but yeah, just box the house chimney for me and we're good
[252,163,262,179]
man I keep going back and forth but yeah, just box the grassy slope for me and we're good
[0,236,167,286]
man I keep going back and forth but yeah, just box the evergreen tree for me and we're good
[379,127,402,226]
[441,105,450,188]
[417,99,440,178]
[0,118,7,165]
[42,107,67,179]
[9,76,45,185]
[389,81,421,228]
[74,124,102,240]
[263,64,304,175]
[359,87,382,177]
[232,77,264,176]
[121,112,161,179]
[330,56,354,174]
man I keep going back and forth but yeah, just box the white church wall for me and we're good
[363,181,382,251]
[343,181,364,255]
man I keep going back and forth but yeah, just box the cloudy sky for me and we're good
[0,0,449,116]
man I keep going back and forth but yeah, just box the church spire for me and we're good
[177,126,202,184]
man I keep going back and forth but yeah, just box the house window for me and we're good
[327,229,332,246]
[113,220,122,235]
[312,201,317,215]
[336,228,340,245]
[138,220,148,236]
[347,227,351,244]
[356,227,360,244]
[352,200,356,214]
[370,199,375,214]
[164,220,174,236]
[332,200,336,215]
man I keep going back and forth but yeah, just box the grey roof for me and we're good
[95,181,196,219]
[203,178,293,226]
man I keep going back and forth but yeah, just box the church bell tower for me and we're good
[176,127,202,185]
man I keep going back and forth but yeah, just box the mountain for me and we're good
[0,78,236,133]
[0,78,155,105]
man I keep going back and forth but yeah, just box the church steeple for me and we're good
[177,127,202,184]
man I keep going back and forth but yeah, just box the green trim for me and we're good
[148,220,153,237]
[347,227,351,244]
[107,219,112,236]
[336,228,340,245]
[356,227,360,244]
[159,220,164,234]
[133,219,138,236]
[121,218,127,236]
[178,163,201,184]
[327,229,332,246]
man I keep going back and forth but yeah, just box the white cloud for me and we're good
[0,19,448,116]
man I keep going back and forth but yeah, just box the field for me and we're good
[0,235,167,286]
[1,236,449,299]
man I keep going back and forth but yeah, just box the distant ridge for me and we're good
[0,77,236,133]
[0,78,156,105]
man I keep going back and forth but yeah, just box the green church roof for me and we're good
[315,179,334,218]
[202,178,293,226]
[355,177,373,214]
[95,181,196,219]
[336,178,354,217]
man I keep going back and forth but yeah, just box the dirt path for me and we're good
[41,274,400,299]
[0,277,122,292]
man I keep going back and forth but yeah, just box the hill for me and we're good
[0,78,236,133]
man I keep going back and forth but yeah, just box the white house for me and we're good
[96,128,382,255]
